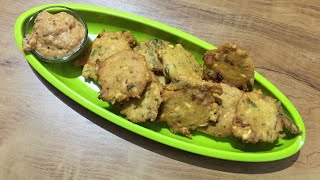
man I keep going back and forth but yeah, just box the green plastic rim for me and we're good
[14,3,306,162]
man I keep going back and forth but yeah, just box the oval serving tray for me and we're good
[14,3,306,162]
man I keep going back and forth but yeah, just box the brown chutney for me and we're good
[23,10,85,58]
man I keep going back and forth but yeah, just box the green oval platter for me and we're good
[14,3,306,162]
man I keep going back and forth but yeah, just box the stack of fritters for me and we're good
[201,43,301,143]
[119,74,163,123]
[77,30,301,143]
[157,44,222,137]
[198,83,243,137]
[77,30,137,80]
[77,33,169,123]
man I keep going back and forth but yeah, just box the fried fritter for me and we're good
[232,90,282,143]
[198,83,243,137]
[203,42,254,91]
[79,31,137,80]
[97,50,151,104]
[134,39,169,72]
[279,108,302,135]
[119,75,163,123]
[158,44,203,81]
[159,83,219,138]
[232,90,301,143]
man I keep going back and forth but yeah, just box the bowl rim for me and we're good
[23,5,88,63]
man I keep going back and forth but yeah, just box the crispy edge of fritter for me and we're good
[165,76,222,95]
[203,42,255,91]
[97,50,151,104]
[279,107,302,135]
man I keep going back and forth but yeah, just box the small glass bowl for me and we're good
[23,6,88,63]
